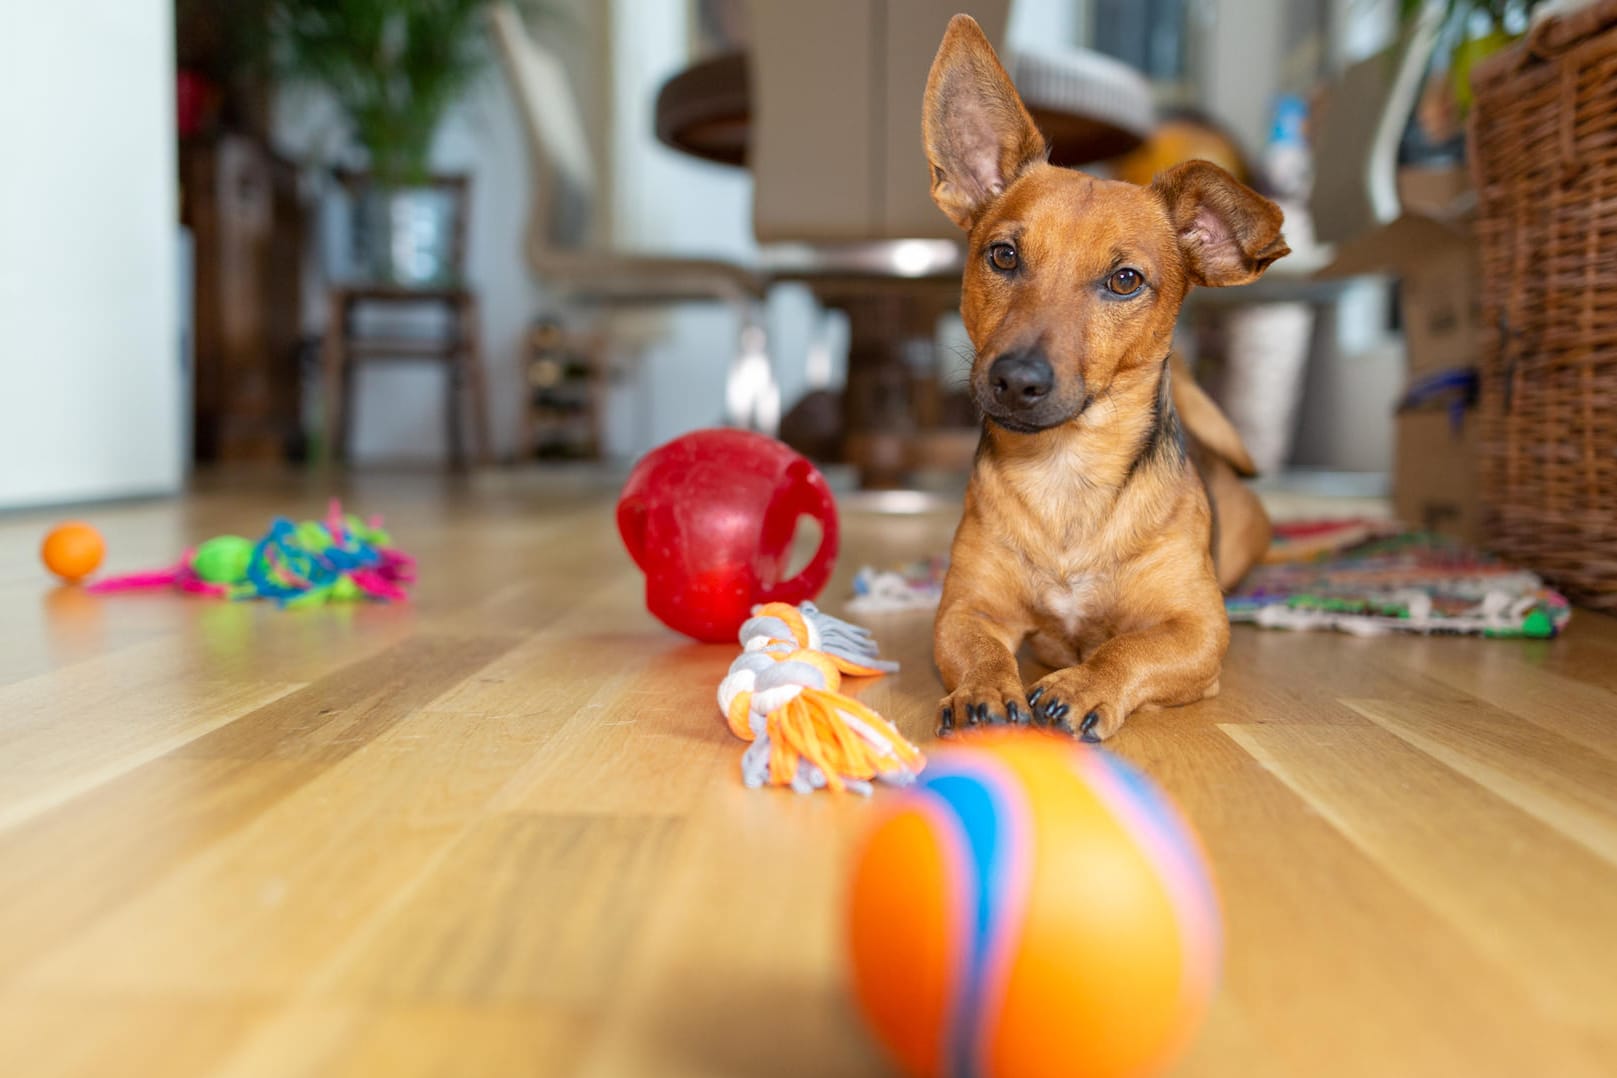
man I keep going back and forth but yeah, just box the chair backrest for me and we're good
[488,3,596,252]
[747,0,1011,244]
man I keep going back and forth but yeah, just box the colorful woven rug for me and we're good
[1228,523,1570,638]
[848,521,1572,638]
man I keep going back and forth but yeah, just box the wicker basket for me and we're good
[1469,1,1617,610]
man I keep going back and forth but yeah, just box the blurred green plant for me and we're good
[263,0,557,186]
[1400,0,1549,110]
[1399,0,1544,23]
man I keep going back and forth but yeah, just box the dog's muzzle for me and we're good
[979,349,1078,432]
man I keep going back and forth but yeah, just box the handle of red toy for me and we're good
[759,464,839,606]
[617,497,650,572]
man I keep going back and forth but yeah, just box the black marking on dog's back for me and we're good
[1125,357,1186,484]
[1188,437,1222,562]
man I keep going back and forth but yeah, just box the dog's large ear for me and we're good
[1152,160,1290,287]
[922,15,1046,231]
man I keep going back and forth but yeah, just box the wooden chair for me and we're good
[319,172,492,469]
[487,4,777,435]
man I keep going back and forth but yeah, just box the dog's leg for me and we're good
[933,604,1033,735]
[1029,612,1227,741]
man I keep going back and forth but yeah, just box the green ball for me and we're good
[192,536,255,584]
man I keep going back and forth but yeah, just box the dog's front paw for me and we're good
[1029,670,1124,742]
[937,682,1032,737]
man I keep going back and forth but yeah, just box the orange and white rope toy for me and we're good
[717,601,924,794]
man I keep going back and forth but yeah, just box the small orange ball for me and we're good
[41,522,106,583]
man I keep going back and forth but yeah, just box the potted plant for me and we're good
[1396,0,1547,167]
[1402,0,1548,108]
[264,0,553,285]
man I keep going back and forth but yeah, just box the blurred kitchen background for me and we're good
[4,0,1532,538]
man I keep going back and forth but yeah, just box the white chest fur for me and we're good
[1040,574,1099,637]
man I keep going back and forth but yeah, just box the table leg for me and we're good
[822,289,962,489]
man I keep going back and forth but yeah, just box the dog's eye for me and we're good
[987,243,1019,273]
[1107,268,1144,296]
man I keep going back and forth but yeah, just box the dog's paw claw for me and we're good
[1028,670,1126,740]
[1080,709,1103,742]
[1034,693,1079,733]
[939,686,1034,736]
[1027,686,1046,707]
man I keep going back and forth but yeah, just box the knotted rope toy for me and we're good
[717,601,923,795]
[87,500,415,607]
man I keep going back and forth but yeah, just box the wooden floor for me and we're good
[2,469,1616,1078]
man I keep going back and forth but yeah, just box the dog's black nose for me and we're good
[988,351,1053,411]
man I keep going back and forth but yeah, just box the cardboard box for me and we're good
[1308,36,1484,384]
[1396,165,1474,218]
[1318,171,1482,382]
[1398,240,1482,380]
[1395,407,1480,542]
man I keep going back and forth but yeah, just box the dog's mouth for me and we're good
[980,395,1091,435]
[985,412,1065,434]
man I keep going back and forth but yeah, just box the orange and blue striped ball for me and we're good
[846,731,1221,1078]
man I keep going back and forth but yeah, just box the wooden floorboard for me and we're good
[1,469,1614,1077]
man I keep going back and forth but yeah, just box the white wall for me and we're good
[1205,0,1290,152]
[1009,0,1086,49]
[0,0,182,509]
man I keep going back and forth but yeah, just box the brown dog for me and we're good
[925,15,1285,742]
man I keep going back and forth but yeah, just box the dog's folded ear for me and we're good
[922,15,1047,231]
[1151,160,1290,288]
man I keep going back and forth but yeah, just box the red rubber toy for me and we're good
[617,429,839,643]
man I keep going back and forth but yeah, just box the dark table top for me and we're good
[655,48,1156,169]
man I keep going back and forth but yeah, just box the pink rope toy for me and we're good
[87,500,416,607]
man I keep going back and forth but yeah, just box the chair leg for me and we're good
[518,376,537,464]
[459,293,494,467]
[447,363,466,472]
[341,361,357,462]
[583,330,607,459]
[320,291,349,467]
